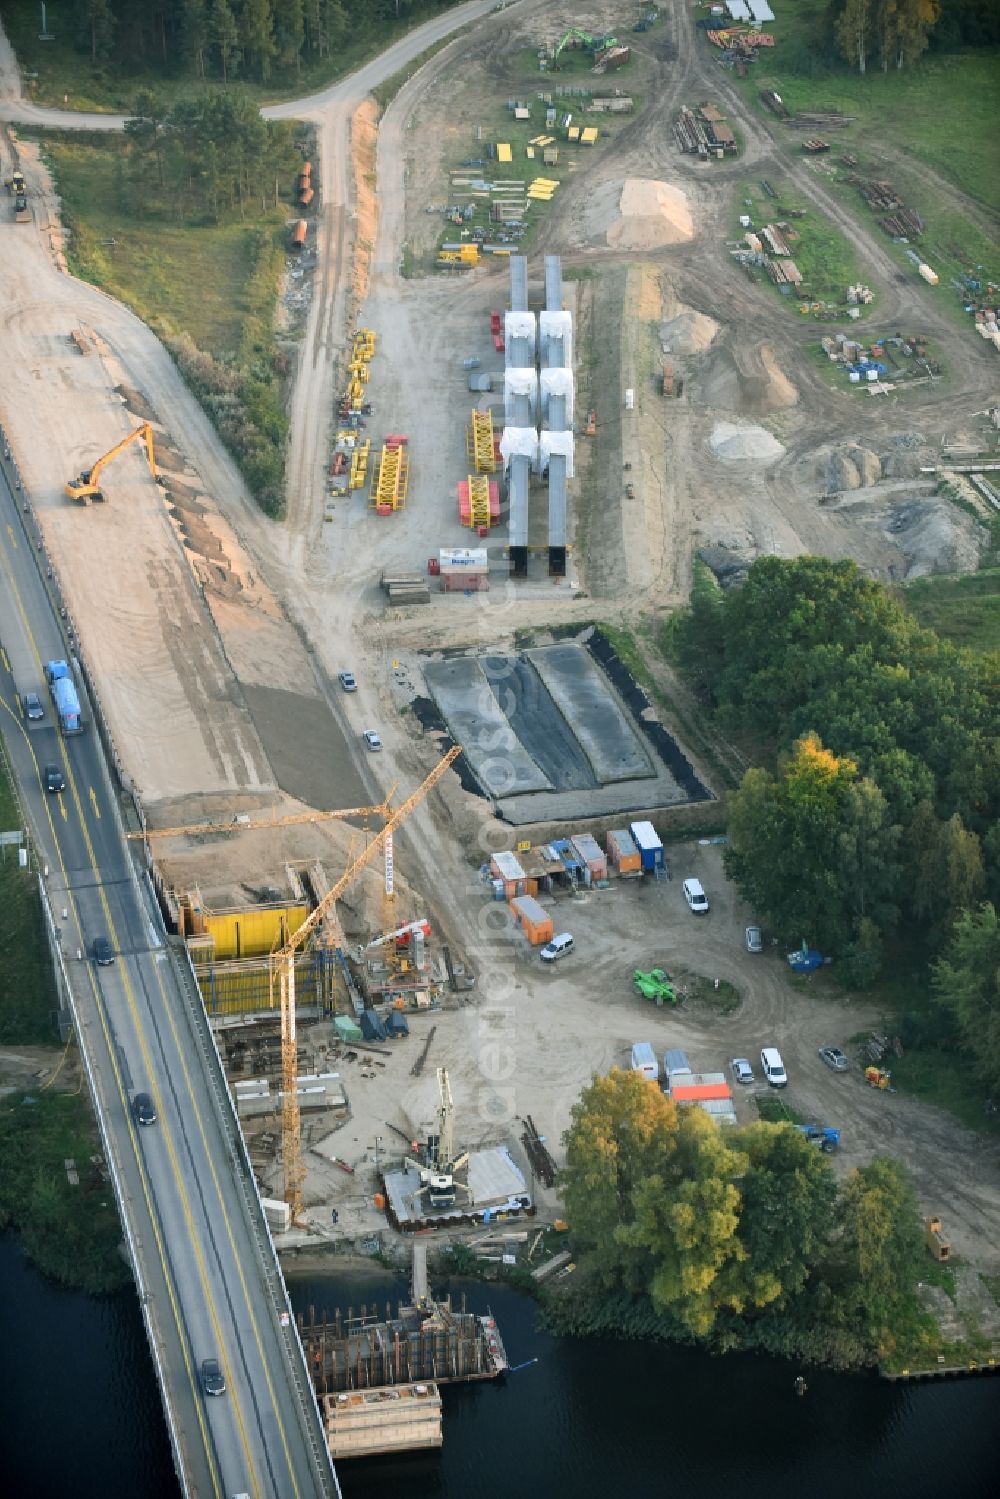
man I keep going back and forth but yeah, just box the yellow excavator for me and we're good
[65,421,158,503]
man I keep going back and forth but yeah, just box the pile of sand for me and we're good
[758,346,798,410]
[660,309,718,354]
[585,177,695,250]
[709,421,786,464]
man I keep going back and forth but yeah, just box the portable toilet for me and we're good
[629,820,665,872]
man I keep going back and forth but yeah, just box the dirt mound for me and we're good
[822,443,882,493]
[757,346,798,410]
[709,421,786,464]
[585,177,695,250]
[660,309,718,354]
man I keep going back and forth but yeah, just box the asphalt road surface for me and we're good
[0,452,337,1499]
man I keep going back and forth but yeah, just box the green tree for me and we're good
[275,0,306,70]
[77,0,117,63]
[125,89,167,191]
[832,1158,925,1346]
[932,903,1000,1093]
[904,802,984,940]
[182,0,210,78]
[725,733,897,954]
[735,1123,838,1305]
[211,0,240,82]
[835,0,873,72]
[244,0,277,81]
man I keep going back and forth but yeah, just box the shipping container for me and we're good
[663,1049,690,1078]
[509,894,554,946]
[490,850,526,898]
[606,827,641,875]
[629,820,664,871]
[570,832,608,883]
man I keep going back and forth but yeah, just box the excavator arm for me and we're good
[65,421,158,503]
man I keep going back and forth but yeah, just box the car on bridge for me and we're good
[92,935,115,966]
[201,1358,226,1397]
[44,764,65,792]
[132,1092,157,1126]
[363,730,383,751]
[22,691,44,721]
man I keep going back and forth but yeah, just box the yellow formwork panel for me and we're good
[204,903,309,960]
[496,143,512,163]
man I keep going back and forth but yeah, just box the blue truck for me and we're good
[796,1124,840,1153]
[44,660,84,735]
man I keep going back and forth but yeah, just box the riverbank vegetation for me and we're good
[0,764,129,1293]
[552,1070,938,1370]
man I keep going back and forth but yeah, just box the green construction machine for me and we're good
[551,27,617,67]
[633,968,678,1005]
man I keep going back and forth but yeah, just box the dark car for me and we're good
[200,1358,226,1397]
[92,935,115,966]
[44,764,65,793]
[22,692,44,721]
[132,1092,156,1126]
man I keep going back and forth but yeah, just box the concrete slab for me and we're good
[422,656,551,797]
[527,644,653,783]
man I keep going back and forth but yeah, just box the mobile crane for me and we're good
[65,421,158,503]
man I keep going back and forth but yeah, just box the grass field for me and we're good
[736,179,868,306]
[899,568,1000,652]
[727,3,1000,213]
[0,0,466,112]
[0,759,59,1046]
[42,134,289,359]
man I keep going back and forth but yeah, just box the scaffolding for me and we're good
[466,409,496,473]
[371,441,410,514]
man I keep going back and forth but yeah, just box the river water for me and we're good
[2,1239,996,1498]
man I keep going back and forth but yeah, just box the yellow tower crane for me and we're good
[65,421,158,504]
[270,745,462,1218]
[125,795,397,842]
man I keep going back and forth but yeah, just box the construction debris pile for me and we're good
[854,177,924,241]
[733,212,802,288]
[819,331,942,387]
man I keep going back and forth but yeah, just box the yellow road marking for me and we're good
[89,785,101,818]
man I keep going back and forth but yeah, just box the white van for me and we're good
[540,932,574,963]
[682,878,709,913]
[630,1042,658,1082]
[760,1046,787,1088]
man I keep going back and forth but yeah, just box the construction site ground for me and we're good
[1,1,999,1300]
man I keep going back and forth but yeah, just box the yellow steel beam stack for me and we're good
[349,438,370,490]
[466,409,496,474]
[371,443,409,513]
[468,475,491,530]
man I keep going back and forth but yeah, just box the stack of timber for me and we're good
[381,569,430,606]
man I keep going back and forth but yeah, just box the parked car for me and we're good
[22,691,44,721]
[819,1045,849,1072]
[92,935,115,967]
[731,1057,755,1085]
[363,730,382,751]
[43,764,65,793]
[745,925,763,953]
[760,1046,787,1088]
[339,671,357,691]
[540,932,574,963]
[132,1092,156,1126]
[200,1358,226,1397]
[682,877,709,913]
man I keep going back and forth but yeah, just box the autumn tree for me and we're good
[835,0,873,73]
[831,1158,925,1345]
[725,733,898,960]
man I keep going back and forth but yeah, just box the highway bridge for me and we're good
[0,447,338,1498]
